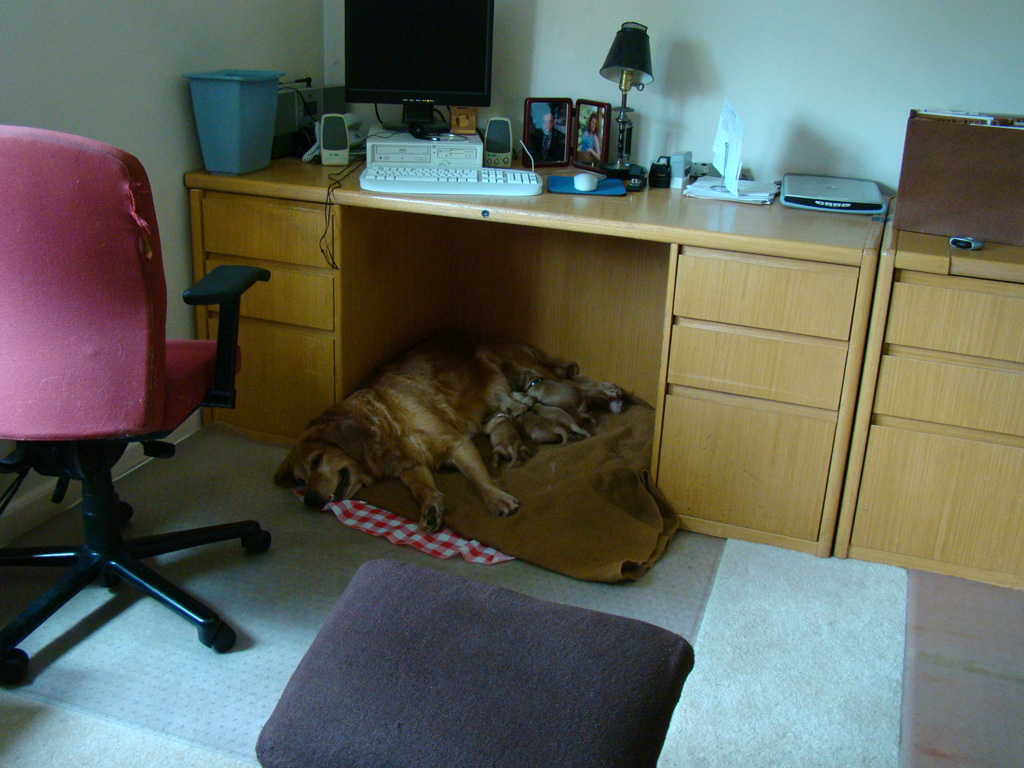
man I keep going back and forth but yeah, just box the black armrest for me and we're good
[183,264,271,306]
[183,265,271,409]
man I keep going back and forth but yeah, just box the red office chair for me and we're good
[0,126,271,686]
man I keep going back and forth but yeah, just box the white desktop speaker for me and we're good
[484,117,513,168]
[319,113,350,166]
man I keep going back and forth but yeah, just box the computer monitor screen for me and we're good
[345,0,493,126]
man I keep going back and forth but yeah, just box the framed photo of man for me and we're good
[523,98,572,167]
[572,100,611,170]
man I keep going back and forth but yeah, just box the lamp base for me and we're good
[602,162,648,191]
[601,162,645,180]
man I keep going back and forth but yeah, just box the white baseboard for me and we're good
[0,415,201,546]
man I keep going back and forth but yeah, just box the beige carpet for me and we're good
[0,425,723,763]
[660,539,907,768]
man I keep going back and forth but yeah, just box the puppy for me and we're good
[571,374,626,414]
[516,368,593,425]
[274,334,576,532]
[517,403,590,445]
[484,411,531,467]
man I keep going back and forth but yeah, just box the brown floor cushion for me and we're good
[257,559,694,768]
[355,404,679,583]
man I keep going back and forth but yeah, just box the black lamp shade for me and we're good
[600,22,653,85]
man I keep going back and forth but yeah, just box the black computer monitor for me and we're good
[344,0,494,132]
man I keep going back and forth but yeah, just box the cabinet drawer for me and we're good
[674,247,858,339]
[887,278,1024,363]
[202,192,328,268]
[211,319,335,439]
[208,258,334,330]
[852,426,1024,576]
[668,321,847,409]
[875,354,1024,436]
[657,392,836,540]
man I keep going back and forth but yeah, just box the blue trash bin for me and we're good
[185,69,284,175]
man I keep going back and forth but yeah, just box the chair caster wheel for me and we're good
[118,501,133,525]
[241,528,271,554]
[1,648,30,686]
[198,620,236,653]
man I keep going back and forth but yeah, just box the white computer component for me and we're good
[780,174,887,214]
[367,130,483,169]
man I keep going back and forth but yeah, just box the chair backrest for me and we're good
[0,126,167,440]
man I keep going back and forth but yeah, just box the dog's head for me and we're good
[273,416,376,510]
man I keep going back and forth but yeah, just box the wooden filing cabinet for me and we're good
[188,189,341,442]
[653,241,878,557]
[837,227,1024,588]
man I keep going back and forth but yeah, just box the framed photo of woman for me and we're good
[523,97,573,167]
[572,100,611,170]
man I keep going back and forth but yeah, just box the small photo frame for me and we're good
[572,100,611,170]
[523,98,573,167]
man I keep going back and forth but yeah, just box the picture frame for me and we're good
[523,97,573,167]
[572,99,611,170]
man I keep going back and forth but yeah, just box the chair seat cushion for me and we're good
[162,340,218,430]
[256,559,694,768]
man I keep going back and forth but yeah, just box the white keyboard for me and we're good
[360,166,543,196]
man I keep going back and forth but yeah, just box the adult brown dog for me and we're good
[273,334,577,532]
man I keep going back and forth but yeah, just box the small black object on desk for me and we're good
[648,156,671,188]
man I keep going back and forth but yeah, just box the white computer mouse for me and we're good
[573,172,599,192]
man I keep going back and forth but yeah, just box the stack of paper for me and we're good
[683,176,779,205]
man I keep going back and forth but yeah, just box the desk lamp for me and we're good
[599,21,653,180]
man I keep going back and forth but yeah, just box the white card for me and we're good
[712,99,743,196]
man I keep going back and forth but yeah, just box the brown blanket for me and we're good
[355,404,679,582]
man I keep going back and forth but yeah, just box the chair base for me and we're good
[0,441,271,687]
[0,519,270,686]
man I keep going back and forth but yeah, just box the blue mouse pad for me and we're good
[547,175,627,196]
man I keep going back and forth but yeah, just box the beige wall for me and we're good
[1,0,324,340]
[329,0,1024,191]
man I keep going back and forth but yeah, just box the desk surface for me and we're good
[185,159,882,266]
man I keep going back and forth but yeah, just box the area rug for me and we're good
[0,425,722,763]
[659,539,907,768]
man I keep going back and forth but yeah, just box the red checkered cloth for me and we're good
[326,498,514,565]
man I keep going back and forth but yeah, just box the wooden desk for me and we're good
[836,223,1024,588]
[185,159,883,556]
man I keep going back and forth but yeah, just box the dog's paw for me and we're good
[419,503,445,533]
[509,445,532,467]
[490,491,519,517]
